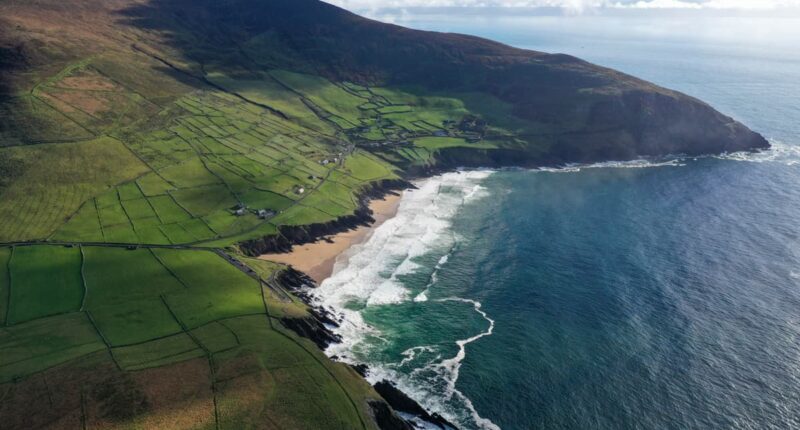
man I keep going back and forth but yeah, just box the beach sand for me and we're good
[258,193,402,284]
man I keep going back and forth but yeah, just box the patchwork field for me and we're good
[0,245,378,429]
[0,56,515,248]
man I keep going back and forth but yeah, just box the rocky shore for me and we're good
[275,266,459,429]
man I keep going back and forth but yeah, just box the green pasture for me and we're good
[0,137,148,241]
[0,312,105,383]
[6,246,83,325]
[155,250,265,329]
[83,247,185,345]
[112,332,205,371]
[270,70,367,128]
[0,247,10,323]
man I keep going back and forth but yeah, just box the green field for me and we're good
[0,137,149,241]
[155,249,265,328]
[270,70,368,128]
[207,70,336,134]
[83,247,185,345]
[6,246,83,324]
[0,312,106,383]
[0,247,10,324]
[0,245,378,429]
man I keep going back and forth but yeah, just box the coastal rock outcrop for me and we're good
[374,380,460,430]
[274,267,459,430]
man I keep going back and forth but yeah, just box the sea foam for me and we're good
[715,139,800,165]
[309,170,499,429]
[312,170,493,353]
[533,157,686,173]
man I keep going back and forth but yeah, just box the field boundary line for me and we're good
[79,246,88,311]
[124,346,203,370]
[46,199,86,242]
[93,198,106,242]
[0,345,112,386]
[165,190,196,224]
[4,246,14,326]
[84,310,121,371]
[132,44,289,122]
[215,320,242,347]
[104,312,265,349]
[41,373,55,408]
[160,295,221,430]
[136,181,166,224]
[30,93,97,139]
[148,248,190,289]
[89,64,164,111]
[0,337,102,369]
[115,187,138,237]
[106,134,176,189]
[80,387,88,430]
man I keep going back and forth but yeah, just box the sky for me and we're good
[325,0,800,13]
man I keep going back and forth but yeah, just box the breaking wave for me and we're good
[531,139,800,174]
[434,298,500,430]
[414,244,457,303]
[532,157,686,173]
[309,170,498,428]
[364,297,501,430]
[715,139,800,165]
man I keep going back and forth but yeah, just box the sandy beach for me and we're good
[259,193,402,284]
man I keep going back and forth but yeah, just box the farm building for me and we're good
[257,209,276,219]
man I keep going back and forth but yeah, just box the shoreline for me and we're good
[259,192,403,284]
[263,175,463,430]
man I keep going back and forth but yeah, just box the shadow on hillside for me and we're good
[113,0,342,72]
[110,0,532,88]
[0,39,22,98]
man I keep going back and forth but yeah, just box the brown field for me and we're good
[56,70,123,92]
[44,89,113,117]
[123,358,215,430]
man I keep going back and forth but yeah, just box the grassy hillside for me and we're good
[0,0,771,428]
[0,246,379,429]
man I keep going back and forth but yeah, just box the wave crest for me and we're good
[308,170,500,429]
[311,170,493,356]
[715,139,800,165]
[534,158,686,173]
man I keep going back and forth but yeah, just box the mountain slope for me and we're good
[115,0,768,160]
[1,0,768,160]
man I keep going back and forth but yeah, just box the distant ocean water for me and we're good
[312,12,800,429]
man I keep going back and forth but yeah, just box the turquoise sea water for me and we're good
[313,12,800,429]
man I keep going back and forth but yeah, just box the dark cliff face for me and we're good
[116,0,768,160]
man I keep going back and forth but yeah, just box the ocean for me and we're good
[312,10,800,429]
